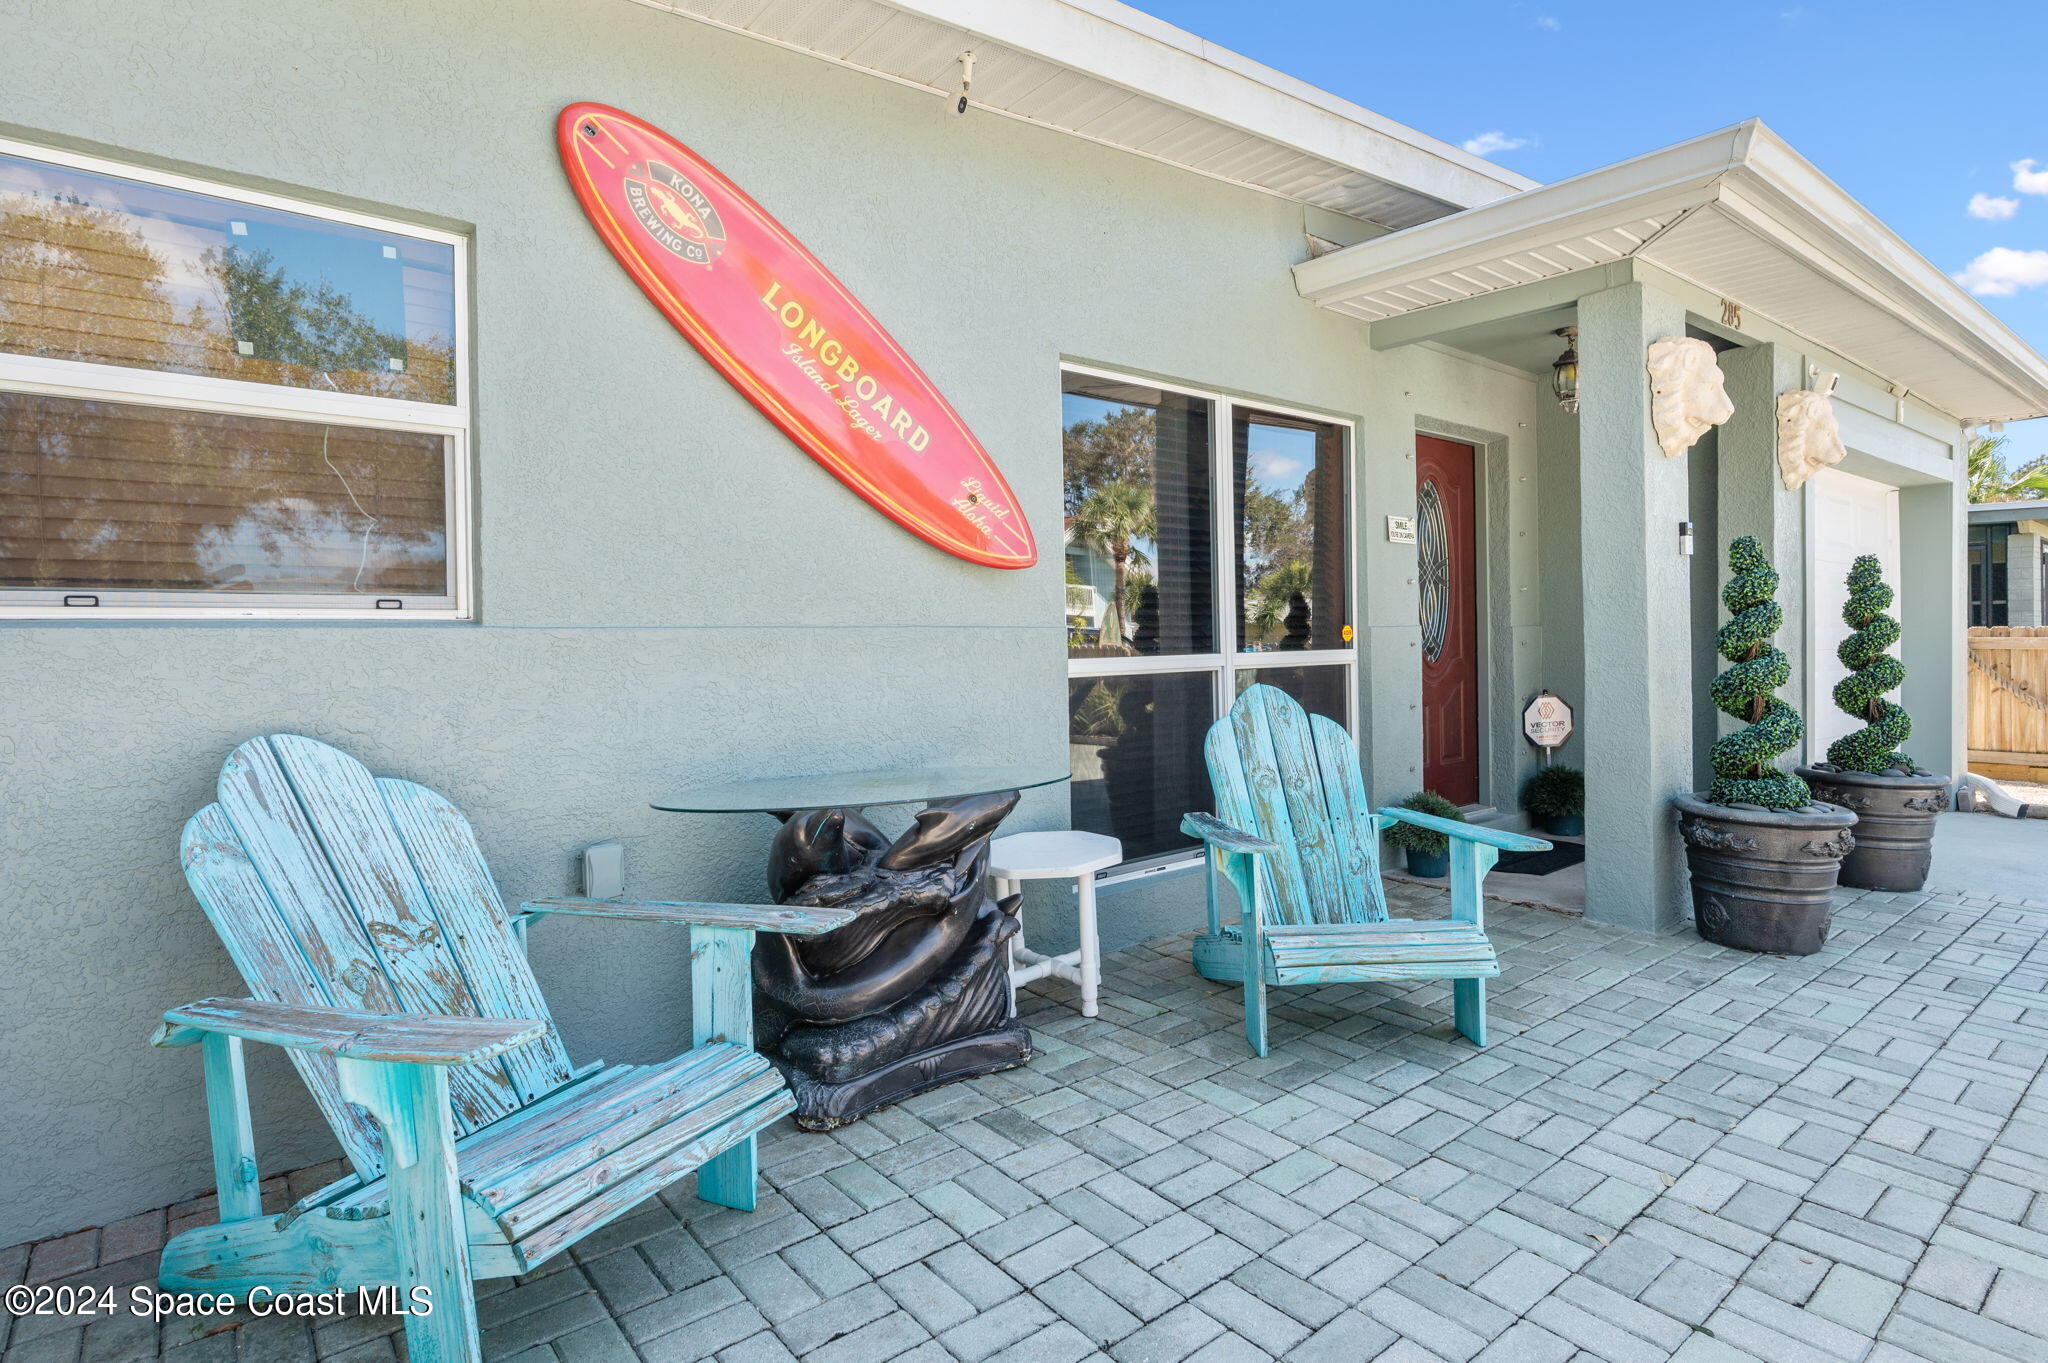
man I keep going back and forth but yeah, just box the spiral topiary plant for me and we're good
[1708,536,1811,810]
[1826,555,1911,773]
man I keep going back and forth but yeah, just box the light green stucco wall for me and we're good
[1418,273,1969,936]
[1399,355,1552,815]
[0,0,1563,1244]
[0,0,1970,1248]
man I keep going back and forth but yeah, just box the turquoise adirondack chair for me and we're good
[1183,684,1550,1056]
[153,735,853,1363]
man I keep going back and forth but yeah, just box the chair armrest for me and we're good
[153,998,545,1066]
[1180,812,1280,855]
[1375,809,1552,854]
[518,897,855,935]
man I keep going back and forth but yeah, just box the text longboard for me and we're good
[558,103,1035,569]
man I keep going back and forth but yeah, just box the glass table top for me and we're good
[653,764,1070,814]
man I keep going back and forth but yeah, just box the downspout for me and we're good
[1959,772,2048,818]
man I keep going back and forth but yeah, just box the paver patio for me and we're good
[5,878,2045,1363]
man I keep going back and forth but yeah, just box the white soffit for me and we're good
[623,0,1533,229]
[1295,122,2048,423]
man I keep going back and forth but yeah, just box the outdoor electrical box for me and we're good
[581,841,626,899]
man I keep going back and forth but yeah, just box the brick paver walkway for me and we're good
[5,881,2046,1363]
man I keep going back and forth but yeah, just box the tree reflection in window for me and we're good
[0,393,448,594]
[1061,375,1212,658]
[0,150,460,601]
[0,151,456,403]
[1236,412,1346,652]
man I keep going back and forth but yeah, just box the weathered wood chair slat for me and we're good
[1186,685,1549,1055]
[377,778,575,1104]
[156,735,854,1363]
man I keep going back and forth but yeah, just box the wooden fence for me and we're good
[1967,626,2048,772]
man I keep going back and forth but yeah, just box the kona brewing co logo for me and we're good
[622,160,725,267]
[559,101,1038,568]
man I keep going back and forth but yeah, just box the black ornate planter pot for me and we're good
[1796,766,1951,893]
[1672,793,1857,955]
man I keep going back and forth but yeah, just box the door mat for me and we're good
[1493,842,1587,877]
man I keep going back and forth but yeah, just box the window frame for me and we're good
[0,135,472,621]
[1968,522,2013,629]
[1061,362,1358,882]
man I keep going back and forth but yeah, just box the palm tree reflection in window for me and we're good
[1063,400,1159,650]
[1069,480,1156,647]
[1240,424,1321,651]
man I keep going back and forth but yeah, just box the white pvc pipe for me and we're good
[1959,772,2048,819]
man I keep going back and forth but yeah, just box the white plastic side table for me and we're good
[989,830,1122,1018]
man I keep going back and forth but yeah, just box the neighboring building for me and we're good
[1968,498,2048,627]
[5,0,2048,1245]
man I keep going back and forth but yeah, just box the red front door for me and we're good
[1416,435,1480,806]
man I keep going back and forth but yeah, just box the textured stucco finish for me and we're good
[1899,480,1969,776]
[1622,262,1970,787]
[2007,531,2045,628]
[1716,344,1810,689]
[1575,283,1695,932]
[1535,396,1587,775]
[0,0,1973,1246]
[1364,362,1550,812]
[0,0,1545,1243]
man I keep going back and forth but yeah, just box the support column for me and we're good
[1575,283,1694,933]
[1900,476,1967,779]
[2007,531,2045,628]
[1714,344,1810,763]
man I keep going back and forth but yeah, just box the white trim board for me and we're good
[619,0,1530,229]
[1295,122,2048,424]
[0,135,474,621]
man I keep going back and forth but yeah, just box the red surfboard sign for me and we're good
[558,103,1036,569]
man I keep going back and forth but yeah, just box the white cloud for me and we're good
[2014,159,2048,195]
[1970,193,2021,221]
[1532,15,1562,30]
[1954,247,2048,297]
[1462,131,1529,157]
[1249,451,1306,485]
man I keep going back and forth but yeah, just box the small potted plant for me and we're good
[1673,537,1855,955]
[1521,765,1584,836]
[1385,791,1464,877]
[1796,555,1949,891]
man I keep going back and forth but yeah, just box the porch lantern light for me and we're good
[1550,327,1580,415]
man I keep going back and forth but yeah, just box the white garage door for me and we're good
[1808,467,1901,761]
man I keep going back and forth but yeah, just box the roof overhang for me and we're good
[1969,498,2048,523]
[623,0,1534,229]
[1293,121,2048,423]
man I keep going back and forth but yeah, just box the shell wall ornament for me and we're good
[1646,336,1734,458]
[1776,371,1847,491]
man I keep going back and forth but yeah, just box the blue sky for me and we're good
[1140,0,2048,472]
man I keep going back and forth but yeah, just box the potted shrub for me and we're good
[1673,536,1856,955]
[1385,791,1464,877]
[1521,765,1584,836]
[1796,555,1950,891]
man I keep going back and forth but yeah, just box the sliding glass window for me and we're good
[0,138,469,619]
[1063,367,1355,873]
